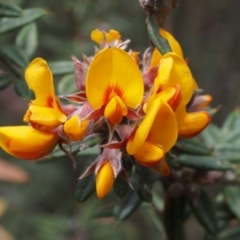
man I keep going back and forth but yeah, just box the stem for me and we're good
[146,14,172,55]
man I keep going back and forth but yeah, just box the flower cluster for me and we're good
[0,29,211,199]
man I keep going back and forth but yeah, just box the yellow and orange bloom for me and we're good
[86,48,144,124]
[0,126,58,160]
[23,58,67,131]
[127,95,178,167]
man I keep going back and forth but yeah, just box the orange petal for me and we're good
[63,115,88,141]
[25,58,66,123]
[178,112,211,138]
[96,161,114,199]
[86,48,144,110]
[0,126,58,160]
[150,28,184,67]
[133,141,164,167]
[104,95,128,124]
[23,105,62,131]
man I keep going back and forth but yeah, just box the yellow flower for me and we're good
[96,161,114,199]
[86,48,144,124]
[23,58,67,131]
[127,94,178,167]
[0,126,58,160]
[150,28,183,67]
[63,115,89,141]
[91,29,121,45]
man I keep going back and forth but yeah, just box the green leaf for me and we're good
[188,189,219,235]
[0,45,29,68]
[0,74,12,90]
[215,143,240,162]
[223,128,240,145]
[57,74,76,95]
[0,8,47,34]
[75,174,95,203]
[114,189,142,220]
[221,109,240,134]
[201,123,220,148]
[219,227,240,240]
[176,155,234,171]
[0,2,22,18]
[14,79,33,99]
[174,139,212,156]
[77,145,99,156]
[223,186,240,219]
[16,23,38,57]
[48,61,74,75]
[114,176,129,199]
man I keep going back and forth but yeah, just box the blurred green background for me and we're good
[0,0,239,239]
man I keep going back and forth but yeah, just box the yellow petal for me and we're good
[150,28,184,67]
[25,58,66,123]
[156,53,194,106]
[96,161,114,199]
[86,48,144,109]
[0,126,58,160]
[63,115,88,141]
[24,105,62,131]
[133,141,164,167]
[104,95,128,124]
[91,29,121,45]
[178,112,211,138]
[148,99,178,152]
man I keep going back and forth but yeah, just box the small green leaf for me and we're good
[0,45,29,68]
[57,74,76,95]
[223,186,240,220]
[137,184,152,202]
[114,176,129,199]
[188,189,219,235]
[14,79,33,99]
[75,174,95,203]
[221,109,240,134]
[77,146,99,156]
[223,128,240,145]
[16,23,38,57]
[0,8,47,34]
[174,139,212,156]
[48,61,74,75]
[215,143,240,162]
[0,74,12,90]
[0,2,22,18]
[201,124,220,148]
[114,189,142,220]
[176,155,234,171]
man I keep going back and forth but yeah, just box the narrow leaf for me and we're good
[215,143,240,162]
[0,8,47,34]
[14,80,33,99]
[114,189,142,220]
[114,176,129,199]
[48,61,74,75]
[57,74,76,95]
[0,2,22,18]
[75,174,95,203]
[221,109,240,134]
[201,124,220,148]
[16,23,38,57]
[0,45,29,68]
[219,227,240,240]
[223,186,240,219]
[174,139,212,156]
[0,74,12,90]
[176,155,234,171]
[188,189,219,235]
